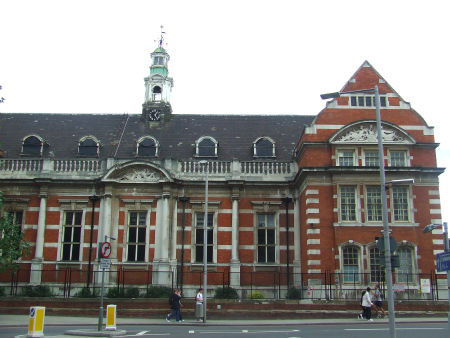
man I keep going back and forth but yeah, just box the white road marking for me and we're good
[189,330,195,334]
[346,328,444,331]
[197,329,301,334]
[136,331,148,335]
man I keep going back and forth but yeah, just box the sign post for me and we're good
[98,239,112,331]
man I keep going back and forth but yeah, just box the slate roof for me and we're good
[0,113,315,162]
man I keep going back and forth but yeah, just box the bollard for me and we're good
[27,306,45,337]
[105,304,116,331]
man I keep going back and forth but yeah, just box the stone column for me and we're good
[169,198,178,285]
[293,196,302,286]
[230,193,241,287]
[170,198,178,262]
[100,193,113,242]
[160,194,170,261]
[153,193,171,284]
[30,191,47,284]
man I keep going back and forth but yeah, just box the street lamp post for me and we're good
[199,160,209,323]
[423,222,449,332]
[321,86,397,338]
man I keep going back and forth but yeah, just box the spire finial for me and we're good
[159,25,166,48]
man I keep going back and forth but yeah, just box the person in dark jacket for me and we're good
[166,289,183,322]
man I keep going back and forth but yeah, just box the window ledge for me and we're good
[254,265,280,272]
[190,264,217,271]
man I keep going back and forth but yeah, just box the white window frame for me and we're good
[195,136,218,158]
[125,211,148,262]
[337,149,356,166]
[388,149,409,167]
[193,212,216,264]
[368,246,384,283]
[390,186,411,222]
[136,136,159,157]
[395,245,417,284]
[256,213,277,264]
[253,137,276,158]
[340,243,362,283]
[21,134,44,157]
[60,210,84,262]
[363,149,379,167]
[339,185,359,222]
[365,185,382,222]
[350,95,388,107]
[78,136,100,157]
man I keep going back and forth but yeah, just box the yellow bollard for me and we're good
[27,306,45,337]
[105,304,116,330]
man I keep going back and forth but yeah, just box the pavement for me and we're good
[0,314,448,337]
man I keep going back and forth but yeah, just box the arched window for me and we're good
[196,137,217,157]
[369,247,385,283]
[152,86,162,101]
[396,246,414,283]
[22,135,43,156]
[78,137,99,157]
[137,137,158,157]
[342,245,360,283]
[254,137,275,157]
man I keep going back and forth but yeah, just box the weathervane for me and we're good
[0,85,4,103]
[156,25,166,48]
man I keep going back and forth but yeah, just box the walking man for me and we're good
[373,284,385,318]
[166,289,183,323]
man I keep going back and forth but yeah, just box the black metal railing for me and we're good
[0,267,446,302]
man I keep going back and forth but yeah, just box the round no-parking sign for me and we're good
[100,241,111,258]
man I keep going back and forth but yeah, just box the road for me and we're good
[2,322,448,338]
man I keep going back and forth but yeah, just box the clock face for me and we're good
[148,109,161,121]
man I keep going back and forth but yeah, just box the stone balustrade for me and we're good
[0,158,297,181]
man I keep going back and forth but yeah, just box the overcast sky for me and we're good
[1,0,448,225]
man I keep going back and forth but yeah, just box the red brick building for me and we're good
[0,46,445,298]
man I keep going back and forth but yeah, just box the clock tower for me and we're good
[142,28,173,122]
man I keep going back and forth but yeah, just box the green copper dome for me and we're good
[153,47,167,53]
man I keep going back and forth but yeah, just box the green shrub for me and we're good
[250,290,264,299]
[21,285,53,297]
[125,287,140,298]
[0,287,5,297]
[106,287,124,298]
[214,286,239,299]
[75,287,97,298]
[286,286,302,299]
[144,285,172,298]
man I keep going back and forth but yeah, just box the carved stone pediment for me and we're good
[330,122,414,144]
[102,163,171,183]
[117,168,165,183]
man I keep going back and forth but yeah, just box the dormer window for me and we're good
[196,136,218,157]
[152,86,162,101]
[137,136,158,157]
[22,135,43,156]
[254,137,275,157]
[78,137,99,157]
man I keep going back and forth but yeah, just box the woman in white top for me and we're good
[195,288,204,322]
